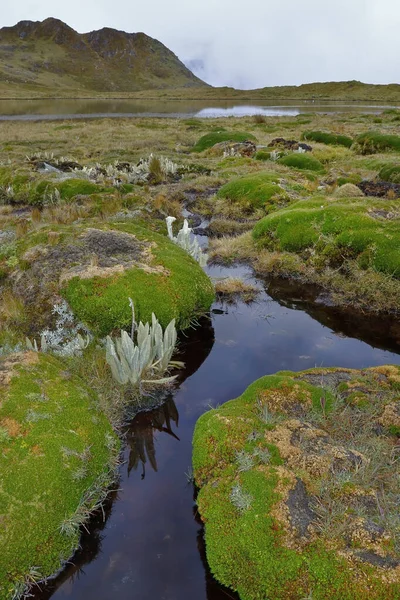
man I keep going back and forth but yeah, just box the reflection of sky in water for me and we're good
[195,105,300,117]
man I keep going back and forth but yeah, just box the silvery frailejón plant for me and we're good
[166,216,208,267]
[105,298,183,388]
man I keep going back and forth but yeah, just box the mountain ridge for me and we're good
[0,17,207,93]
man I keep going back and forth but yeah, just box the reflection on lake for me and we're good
[0,98,397,120]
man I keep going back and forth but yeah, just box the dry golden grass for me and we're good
[15,219,29,238]
[209,232,257,264]
[152,193,182,218]
[0,290,26,326]
[214,277,259,303]
[31,207,42,223]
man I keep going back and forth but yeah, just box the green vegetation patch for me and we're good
[193,367,400,600]
[254,150,271,161]
[0,352,118,599]
[217,172,288,212]
[253,197,400,277]
[379,164,400,184]
[63,223,214,336]
[354,131,400,154]
[277,152,325,172]
[302,130,353,148]
[0,166,114,206]
[191,131,257,153]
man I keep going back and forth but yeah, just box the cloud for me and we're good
[1,0,399,88]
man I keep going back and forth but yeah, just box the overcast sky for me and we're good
[1,1,400,89]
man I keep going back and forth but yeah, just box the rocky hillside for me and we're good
[0,17,206,93]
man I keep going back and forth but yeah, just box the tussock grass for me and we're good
[379,164,400,184]
[214,278,259,303]
[209,232,257,264]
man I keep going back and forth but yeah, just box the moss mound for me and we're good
[191,131,257,153]
[193,366,400,600]
[302,130,353,148]
[62,224,214,336]
[217,172,288,212]
[252,197,400,277]
[0,352,118,599]
[354,131,400,155]
[277,153,325,172]
[0,167,114,206]
[379,165,400,184]
[334,183,365,197]
[254,150,271,161]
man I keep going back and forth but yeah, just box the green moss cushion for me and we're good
[277,153,325,172]
[193,367,400,600]
[0,352,119,598]
[252,197,400,277]
[192,131,257,153]
[63,223,215,336]
[217,172,288,212]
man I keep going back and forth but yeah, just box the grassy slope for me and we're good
[2,80,400,101]
[0,353,118,599]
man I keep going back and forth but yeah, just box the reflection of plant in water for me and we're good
[125,397,180,479]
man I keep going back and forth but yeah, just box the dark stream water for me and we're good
[32,250,400,599]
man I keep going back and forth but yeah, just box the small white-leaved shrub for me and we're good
[26,300,91,357]
[78,154,178,187]
[166,216,208,267]
[105,298,183,388]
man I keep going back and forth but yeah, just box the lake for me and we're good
[0,98,397,120]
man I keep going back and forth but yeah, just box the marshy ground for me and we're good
[1,108,400,599]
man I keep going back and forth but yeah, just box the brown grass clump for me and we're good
[209,232,257,264]
[208,218,255,237]
[0,290,26,326]
[15,219,29,238]
[214,278,259,303]
[47,231,61,245]
[31,207,42,223]
[153,193,182,217]
[43,203,89,224]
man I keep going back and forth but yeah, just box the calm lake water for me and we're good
[32,256,400,599]
[0,99,397,120]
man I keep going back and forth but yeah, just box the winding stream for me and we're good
[33,215,400,600]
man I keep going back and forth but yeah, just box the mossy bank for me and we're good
[6,223,214,336]
[193,366,400,600]
[0,352,119,599]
